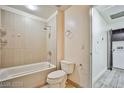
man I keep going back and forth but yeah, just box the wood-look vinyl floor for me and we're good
[42,82,75,88]
[93,68,124,88]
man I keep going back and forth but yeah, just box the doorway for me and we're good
[112,28,124,69]
[92,5,124,88]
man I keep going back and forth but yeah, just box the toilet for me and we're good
[47,60,75,88]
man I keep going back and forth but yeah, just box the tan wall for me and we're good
[0,9,1,68]
[1,9,47,68]
[56,10,64,69]
[64,6,91,87]
[0,48,1,68]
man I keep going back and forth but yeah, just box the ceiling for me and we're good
[8,5,70,19]
[95,5,124,24]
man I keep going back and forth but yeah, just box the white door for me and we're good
[113,41,124,69]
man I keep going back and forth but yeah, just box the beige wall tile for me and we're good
[0,8,58,88]
[14,49,25,66]
[1,10,47,67]
[1,48,15,67]
[47,16,57,65]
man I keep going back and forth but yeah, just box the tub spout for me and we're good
[49,64,51,68]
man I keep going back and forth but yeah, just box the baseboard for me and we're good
[67,79,82,88]
[92,68,107,85]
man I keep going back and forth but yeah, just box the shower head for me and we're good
[43,27,47,30]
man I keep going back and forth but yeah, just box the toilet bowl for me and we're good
[47,60,74,88]
[47,70,67,88]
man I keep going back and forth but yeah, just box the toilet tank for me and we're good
[61,60,75,74]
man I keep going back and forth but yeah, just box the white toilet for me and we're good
[47,60,75,88]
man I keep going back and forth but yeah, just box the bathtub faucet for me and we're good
[49,63,51,68]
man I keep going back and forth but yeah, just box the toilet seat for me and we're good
[47,70,67,85]
[47,70,66,79]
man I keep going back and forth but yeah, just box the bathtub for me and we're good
[0,62,56,82]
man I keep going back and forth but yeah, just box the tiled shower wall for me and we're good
[1,9,47,68]
[47,15,57,66]
[0,10,1,68]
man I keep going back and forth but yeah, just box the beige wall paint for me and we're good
[0,9,1,68]
[1,9,47,68]
[56,10,64,69]
[64,6,91,87]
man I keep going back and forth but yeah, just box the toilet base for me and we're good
[47,76,67,88]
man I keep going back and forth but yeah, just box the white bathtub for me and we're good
[0,62,56,82]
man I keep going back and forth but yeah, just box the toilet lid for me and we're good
[48,70,66,79]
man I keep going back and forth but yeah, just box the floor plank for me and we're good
[94,68,124,88]
[41,81,75,88]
